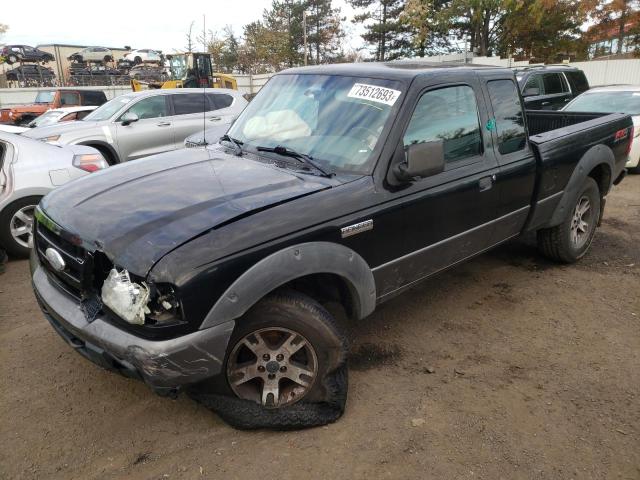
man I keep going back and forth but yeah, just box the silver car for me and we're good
[0,132,108,257]
[22,89,248,164]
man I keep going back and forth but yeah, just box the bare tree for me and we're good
[185,21,195,53]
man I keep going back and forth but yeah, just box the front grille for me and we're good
[35,221,89,299]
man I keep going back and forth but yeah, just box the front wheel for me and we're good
[0,196,41,258]
[190,290,349,429]
[537,177,601,263]
[7,54,18,64]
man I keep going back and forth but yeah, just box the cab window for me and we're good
[487,79,526,155]
[403,85,482,164]
[122,95,168,120]
[59,92,80,106]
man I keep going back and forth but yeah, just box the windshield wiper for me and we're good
[256,145,334,178]
[220,134,243,155]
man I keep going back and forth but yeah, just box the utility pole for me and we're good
[303,11,308,66]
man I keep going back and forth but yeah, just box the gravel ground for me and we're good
[1,176,638,480]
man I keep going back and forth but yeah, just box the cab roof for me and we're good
[282,61,509,81]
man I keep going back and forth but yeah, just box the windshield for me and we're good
[227,74,404,174]
[565,91,640,115]
[169,55,187,80]
[83,95,134,121]
[30,110,62,127]
[34,91,55,104]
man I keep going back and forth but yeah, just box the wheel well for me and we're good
[276,273,358,320]
[588,164,611,196]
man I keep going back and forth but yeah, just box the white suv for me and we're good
[124,49,162,64]
[68,47,114,63]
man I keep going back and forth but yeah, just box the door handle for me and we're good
[209,116,222,122]
[479,174,496,192]
[157,122,171,127]
[541,101,551,106]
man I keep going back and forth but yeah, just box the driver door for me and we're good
[373,77,501,299]
[114,94,175,161]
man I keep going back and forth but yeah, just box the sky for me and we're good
[2,0,363,53]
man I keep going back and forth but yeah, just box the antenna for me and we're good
[202,14,207,147]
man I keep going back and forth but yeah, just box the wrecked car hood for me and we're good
[40,147,331,275]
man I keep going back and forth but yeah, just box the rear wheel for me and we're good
[537,177,600,263]
[189,290,349,429]
[7,54,18,64]
[134,56,142,65]
[0,196,41,258]
[628,163,640,174]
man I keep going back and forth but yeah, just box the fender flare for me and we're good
[546,144,614,228]
[199,242,377,330]
[77,140,120,165]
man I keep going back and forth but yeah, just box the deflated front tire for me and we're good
[188,290,349,430]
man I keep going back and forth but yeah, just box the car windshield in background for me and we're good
[565,91,640,115]
[83,95,134,121]
[34,91,55,103]
[30,111,62,127]
[226,74,404,174]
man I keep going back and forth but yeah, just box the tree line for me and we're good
[193,0,640,73]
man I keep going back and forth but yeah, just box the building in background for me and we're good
[36,44,131,83]
[587,17,640,59]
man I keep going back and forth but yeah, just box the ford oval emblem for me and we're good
[45,248,66,272]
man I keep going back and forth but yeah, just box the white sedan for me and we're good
[563,85,640,173]
[0,132,108,257]
[0,106,97,134]
[124,49,162,64]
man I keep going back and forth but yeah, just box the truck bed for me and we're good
[524,110,632,231]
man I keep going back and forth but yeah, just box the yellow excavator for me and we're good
[131,52,237,91]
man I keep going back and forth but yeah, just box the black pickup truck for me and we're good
[30,62,632,429]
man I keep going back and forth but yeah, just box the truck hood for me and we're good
[40,147,332,275]
[7,104,50,114]
[21,120,103,139]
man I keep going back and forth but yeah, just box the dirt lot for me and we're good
[1,177,639,480]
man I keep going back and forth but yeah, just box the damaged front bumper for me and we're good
[31,254,235,395]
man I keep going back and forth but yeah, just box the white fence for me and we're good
[469,56,640,86]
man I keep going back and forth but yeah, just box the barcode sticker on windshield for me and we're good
[347,83,402,106]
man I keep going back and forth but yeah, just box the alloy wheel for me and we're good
[570,195,593,248]
[227,327,318,408]
[10,205,35,249]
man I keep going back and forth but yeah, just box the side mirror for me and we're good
[523,87,540,97]
[120,112,139,126]
[395,141,445,181]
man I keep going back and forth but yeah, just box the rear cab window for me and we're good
[486,79,527,155]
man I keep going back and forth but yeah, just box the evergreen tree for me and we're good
[349,0,413,61]
[304,0,346,64]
